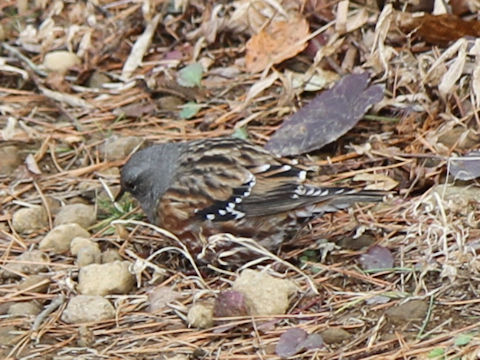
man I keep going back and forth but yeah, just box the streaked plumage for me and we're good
[119,137,385,264]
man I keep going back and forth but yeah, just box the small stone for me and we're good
[233,269,297,315]
[54,203,96,228]
[2,250,49,278]
[71,237,101,267]
[61,295,115,324]
[320,328,352,344]
[40,223,90,253]
[12,206,48,233]
[386,300,428,324]
[43,51,81,73]
[0,302,13,315]
[44,196,62,215]
[70,237,96,255]
[157,96,183,111]
[101,249,122,263]
[102,136,143,161]
[78,261,135,296]
[77,247,102,267]
[87,71,110,88]
[187,303,214,329]
[18,275,50,293]
[0,145,22,175]
[214,290,248,317]
[8,301,41,316]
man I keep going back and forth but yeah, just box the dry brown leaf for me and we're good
[245,16,309,73]
[369,3,394,76]
[399,13,480,46]
[438,39,467,98]
[229,0,302,34]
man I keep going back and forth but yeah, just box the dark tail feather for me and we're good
[342,189,389,203]
[309,189,389,214]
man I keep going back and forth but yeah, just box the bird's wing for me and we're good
[157,137,385,224]
[157,137,289,223]
[240,180,385,217]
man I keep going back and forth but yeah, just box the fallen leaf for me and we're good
[398,13,480,46]
[454,333,473,346]
[177,63,204,87]
[179,102,202,119]
[245,16,309,73]
[265,72,384,156]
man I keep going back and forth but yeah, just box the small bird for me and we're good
[118,137,385,264]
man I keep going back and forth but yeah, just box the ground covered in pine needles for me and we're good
[2,1,480,359]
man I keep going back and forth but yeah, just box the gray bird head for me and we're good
[118,142,185,223]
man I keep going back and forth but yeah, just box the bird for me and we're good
[117,137,386,265]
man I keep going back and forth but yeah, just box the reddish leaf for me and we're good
[399,13,480,46]
[265,72,383,156]
[245,17,310,73]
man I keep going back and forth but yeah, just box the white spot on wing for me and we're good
[255,164,271,173]
[295,185,306,195]
[206,214,215,220]
[320,189,330,196]
[231,209,245,219]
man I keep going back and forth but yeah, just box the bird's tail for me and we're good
[293,188,388,217]
[318,188,388,213]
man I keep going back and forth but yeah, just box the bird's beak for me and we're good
[115,187,125,202]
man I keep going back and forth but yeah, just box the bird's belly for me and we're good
[160,212,307,266]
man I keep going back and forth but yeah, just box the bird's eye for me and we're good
[128,181,137,191]
[124,179,137,192]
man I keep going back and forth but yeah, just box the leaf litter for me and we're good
[2,0,480,359]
